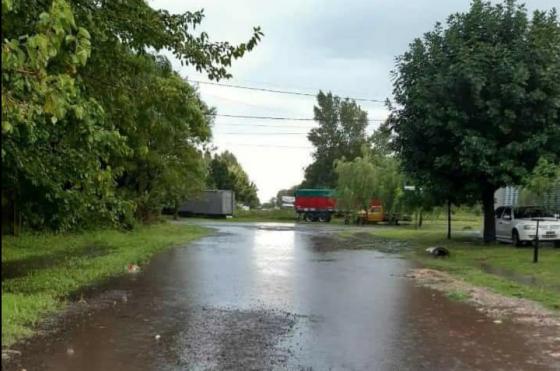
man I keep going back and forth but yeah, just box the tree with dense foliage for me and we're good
[334,154,378,218]
[2,0,127,231]
[369,119,394,157]
[106,56,213,222]
[302,91,369,188]
[374,156,404,214]
[519,157,560,208]
[208,151,259,208]
[2,0,262,231]
[334,149,403,219]
[522,157,560,198]
[390,0,560,242]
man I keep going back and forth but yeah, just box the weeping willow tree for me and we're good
[334,148,404,221]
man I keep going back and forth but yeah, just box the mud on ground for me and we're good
[406,268,560,362]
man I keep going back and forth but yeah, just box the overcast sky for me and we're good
[151,0,556,202]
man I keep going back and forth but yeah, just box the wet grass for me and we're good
[1,222,209,347]
[341,218,560,310]
[228,209,297,222]
[169,208,298,223]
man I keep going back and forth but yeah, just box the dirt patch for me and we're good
[406,268,560,368]
[406,268,560,328]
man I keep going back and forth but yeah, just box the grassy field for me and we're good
[1,222,208,347]
[230,208,297,222]
[345,216,560,310]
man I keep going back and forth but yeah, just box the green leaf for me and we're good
[2,120,13,134]
[2,0,13,12]
[74,105,84,119]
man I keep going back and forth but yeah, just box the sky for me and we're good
[151,0,557,202]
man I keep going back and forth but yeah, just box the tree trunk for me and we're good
[447,200,451,240]
[418,208,423,228]
[482,187,496,243]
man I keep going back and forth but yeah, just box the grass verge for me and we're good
[229,208,297,222]
[167,208,299,223]
[1,222,208,347]
[343,220,560,310]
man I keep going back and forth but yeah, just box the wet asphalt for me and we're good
[5,222,559,370]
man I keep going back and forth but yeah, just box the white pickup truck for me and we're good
[495,206,560,247]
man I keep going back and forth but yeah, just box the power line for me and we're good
[221,132,309,135]
[213,122,378,131]
[218,142,312,149]
[214,122,316,128]
[189,79,387,103]
[210,113,385,122]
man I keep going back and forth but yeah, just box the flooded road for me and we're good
[7,222,559,370]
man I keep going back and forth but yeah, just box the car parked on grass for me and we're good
[495,206,560,247]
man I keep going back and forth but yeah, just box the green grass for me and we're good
[230,208,297,222]
[1,222,208,347]
[163,208,299,223]
[343,218,560,310]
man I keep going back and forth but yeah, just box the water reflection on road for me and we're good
[8,222,559,370]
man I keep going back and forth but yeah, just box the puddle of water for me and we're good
[479,262,560,294]
[5,223,559,370]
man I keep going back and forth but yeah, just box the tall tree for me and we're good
[2,0,127,230]
[109,55,212,222]
[208,151,259,208]
[69,0,261,222]
[302,91,369,188]
[2,0,263,230]
[390,0,560,242]
[369,119,394,157]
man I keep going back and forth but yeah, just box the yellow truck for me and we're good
[355,200,403,225]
